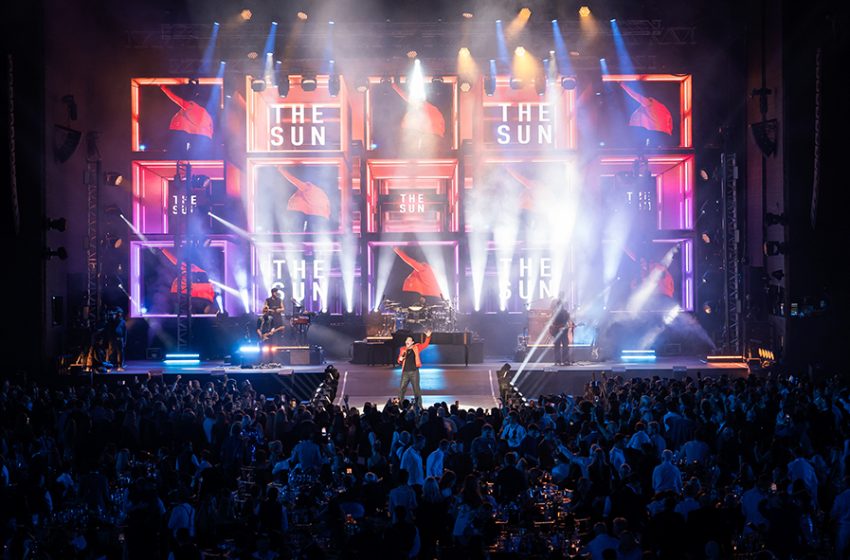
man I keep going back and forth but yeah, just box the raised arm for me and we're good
[161,249,205,272]
[277,166,310,192]
[394,247,426,272]
[505,166,535,190]
[161,248,178,265]
[160,85,191,109]
[418,331,432,352]
[391,82,409,103]
[619,82,651,107]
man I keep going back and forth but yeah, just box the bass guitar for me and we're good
[261,326,286,341]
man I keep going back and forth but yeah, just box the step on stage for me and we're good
[103,355,748,411]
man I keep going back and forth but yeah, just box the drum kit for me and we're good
[288,301,315,345]
[379,298,456,334]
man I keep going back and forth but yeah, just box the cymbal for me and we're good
[407,305,424,312]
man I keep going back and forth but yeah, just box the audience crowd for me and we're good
[2,367,849,559]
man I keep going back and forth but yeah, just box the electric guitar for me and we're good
[549,320,584,345]
[260,326,286,341]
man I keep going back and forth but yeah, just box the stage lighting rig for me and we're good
[301,74,317,91]
[763,241,788,256]
[45,217,66,232]
[105,172,124,186]
[44,247,68,261]
[251,78,266,92]
[276,69,290,97]
[535,72,546,96]
[329,73,340,97]
[560,76,577,90]
[765,212,787,226]
[104,204,124,217]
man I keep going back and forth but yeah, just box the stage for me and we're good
[101,355,749,410]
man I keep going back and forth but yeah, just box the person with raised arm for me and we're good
[397,330,432,409]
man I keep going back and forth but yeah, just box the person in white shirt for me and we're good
[425,439,449,479]
[500,411,527,450]
[740,476,770,534]
[608,435,627,473]
[167,498,195,539]
[674,479,701,521]
[400,435,426,487]
[647,421,666,459]
[582,522,619,560]
[651,449,683,495]
[626,422,651,451]
[551,454,572,485]
[388,470,418,522]
[680,433,711,466]
[787,450,818,504]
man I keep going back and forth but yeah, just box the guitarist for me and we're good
[256,314,286,343]
[257,287,286,345]
[264,287,286,324]
[549,298,574,366]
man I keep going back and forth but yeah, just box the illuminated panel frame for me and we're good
[598,154,695,231]
[131,160,225,234]
[366,240,460,313]
[479,75,578,150]
[651,237,695,312]
[130,77,224,152]
[366,159,460,234]
[245,74,349,153]
[364,76,460,152]
[467,155,579,233]
[246,156,349,235]
[251,240,349,314]
[470,240,576,314]
[129,238,237,317]
[601,74,693,148]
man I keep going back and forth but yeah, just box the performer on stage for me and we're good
[549,299,573,366]
[397,329,432,408]
[105,307,127,371]
[257,287,286,344]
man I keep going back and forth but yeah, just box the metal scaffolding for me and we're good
[720,153,742,354]
[84,156,101,319]
[174,161,193,351]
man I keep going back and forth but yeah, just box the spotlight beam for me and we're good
[200,22,220,75]
[208,212,251,239]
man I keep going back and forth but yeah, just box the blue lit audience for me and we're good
[1,369,848,558]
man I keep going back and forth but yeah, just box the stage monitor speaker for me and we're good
[310,346,324,365]
[289,348,310,365]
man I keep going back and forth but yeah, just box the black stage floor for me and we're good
[106,356,749,410]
